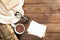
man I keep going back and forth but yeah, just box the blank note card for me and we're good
[27,20,47,38]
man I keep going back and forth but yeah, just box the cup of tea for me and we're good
[11,23,25,34]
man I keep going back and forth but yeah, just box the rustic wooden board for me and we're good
[25,13,60,23]
[23,4,60,14]
[21,0,60,40]
[0,0,60,40]
[23,4,50,14]
[44,33,60,40]
[25,0,60,3]
[20,31,60,40]
[46,24,60,33]
[24,21,60,33]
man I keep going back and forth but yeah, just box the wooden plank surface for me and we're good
[25,13,60,23]
[0,0,60,40]
[44,33,60,40]
[46,24,60,33]
[25,0,60,3]
[0,0,59,40]
[23,4,60,14]
[23,4,50,14]
[24,21,60,33]
[22,2,60,40]
[20,32,60,40]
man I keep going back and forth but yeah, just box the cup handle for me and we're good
[11,24,16,28]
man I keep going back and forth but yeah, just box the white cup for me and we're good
[11,23,25,34]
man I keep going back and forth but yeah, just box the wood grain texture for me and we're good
[46,24,60,33]
[21,2,60,40]
[0,0,60,40]
[23,4,60,14]
[24,21,60,33]
[44,33,60,40]
[25,13,60,23]
[20,32,60,40]
[23,4,50,14]
[25,0,60,3]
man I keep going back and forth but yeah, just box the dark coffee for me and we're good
[16,25,24,33]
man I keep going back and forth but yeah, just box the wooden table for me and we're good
[18,0,60,40]
[0,0,60,40]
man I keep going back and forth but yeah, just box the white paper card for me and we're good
[27,20,47,38]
